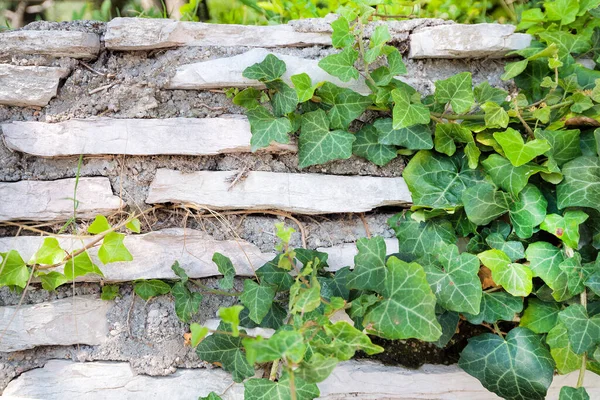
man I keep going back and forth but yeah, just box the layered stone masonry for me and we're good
[0,30,100,59]
[0,65,70,107]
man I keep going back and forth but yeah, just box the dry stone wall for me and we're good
[1,16,598,399]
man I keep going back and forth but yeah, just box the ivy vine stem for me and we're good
[357,18,377,89]
[576,288,588,388]
[190,280,241,297]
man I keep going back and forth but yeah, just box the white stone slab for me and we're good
[409,23,531,59]
[0,178,123,222]
[104,18,331,50]
[0,64,70,107]
[3,359,598,399]
[0,296,111,352]
[166,48,370,95]
[1,116,296,157]
[146,170,412,214]
[0,31,100,59]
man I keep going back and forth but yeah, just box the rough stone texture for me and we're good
[0,31,100,59]
[167,48,370,94]
[0,65,70,107]
[147,170,412,214]
[0,296,111,352]
[0,178,123,221]
[3,359,598,399]
[409,23,531,59]
[2,116,296,157]
[104,18,331,50]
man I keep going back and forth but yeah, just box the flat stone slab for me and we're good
[0,296,111,352]
[0,30,100,59]
[0,228,395,281]
[146,170,412,214]
[1,116,296,157]
[409,23,531,59]
[105,18,331,50]
[166,48,369,95]
[0,64,70,107]
[3,359,598,399]
[0,178,123,221]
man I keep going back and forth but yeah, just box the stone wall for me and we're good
[0,16,598,399]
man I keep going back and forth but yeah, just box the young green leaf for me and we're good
[482,154,544,197]
[88,215,111,234]
[246,106,292,151]
[373,118,433,149]
[100,284,120,300]
[199,392,222,400]
[290,275,321,314]
[434,72,474,114]
[244,375,319,400]
[295,354,339,384]
[352,124,397,166]
[464,291,524,325]
[125,218,141,233]
[501,59,528,80]
[0,251,29,288]
[540,210,589,249]
[493,128,551,167]
[218,305,244,337]
[346,236,387,292]
[240,280,275,324]
[478,249,533,296]
[255,256,294,292]
[318,47,359,82]
[37,271,69,291]
[233,87,262,109]
[462,183,510,226]
[190,323,209,347]
[391,87,430,129]
[363,257,442,341]
[557,156,600,212]
[30,237,66,265]
[481,102,509,129]
[547,322,584,374]
[558,304,600,354]
[474,82,508,104]
[559,386,590,400]
[290,73,316,103]
[520,298,561,334]
[243,54,286,82]
[434,123,474,157]
[212,252,235,290]
[64,251,104,280]
[316,82,371,129]
[545,0,579,25]
[331,17,354,48]
[134,279,171,301]
[509,184,548,239]
[365,25,391,63]
[243,330,306,364]
[323,321,384,360]
[98,232,133,264]
[459,328,555,400]
[266,79,298,116]
[172,282,203,322]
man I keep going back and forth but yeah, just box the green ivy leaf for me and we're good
[298,108,355,168]
[459,327,555,400]
[388,211,456,261]
[347,236,387,292]
[30,237,66,265]
[481,102,509,129]
[392,87,430,129]
[587,271,600,296]
[520,298,561,334]
[256,256,294,292]
[240,280,276,324]
[243,54,286,82]
[559,254,595,296]
[545,0,579,25]
[266,79,298,117]
[363,256,442,341]
[559,386,590,400]
[384,46,407,75]
[501,59,529,80]
[134,279,171,301]
[352,124,397,166]
[295,354,339,384]
[64,251,104,280]
[190,323,209,347]
[218,305,244,337]
[557,156,600,212]
[493,128,551,167]
[246,106,292,151]
[509,184,548,239]
[540,210,588,249]
[434,123,474,156]
[464,291,524,324]
[433,311,460,348]
[197,322,254,383]
[37,271,69,291]
[526,242,572,301]
[322,321,384,360]
[331,17,354,48]
[0,251,29,288]
[535,129,581,166]
[125,218,141,233]
[317,82,371,129]
[421,243,482,314]
[547,322,584,374]
[172,281,203,322]
[434,72,474,114]
[291,73,317,103]
[462,183,510,226]
[318,47,359,82]
[233,87,262,109]
[570,93,594,113]
[539,31,591,64]
[373,118,433,149]
[482,154,544,197]
[88,215,111,234]
[403,150,485,209]
[171,260,188,284]
[98,232,133,264]
[212,253,235,290]
[559,304,600,354]
[239,302,287,330]
[100,284,120,300]
[244,375,319,400]
[244,330,306,364]
[485,233,525,262]
[290,275,321,314]
[474,82,508,104]
[478,249,533,296]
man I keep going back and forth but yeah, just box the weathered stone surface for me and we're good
[203,319,274,338]
[409,23,531,59]
[166,48,370,94]
[319,361,600,399]
[4,359,598,399]
[0,296,111,352]
[105,18,331,50]
[1,360,245,399]
[0,30,100,59]
[0,229,391,281]
[0,178,123,221]
[0,64,70,107]
[146,170,412,214]
[1,116,296,157]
